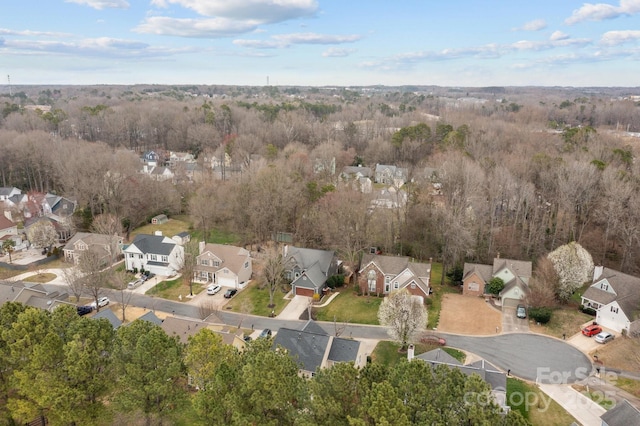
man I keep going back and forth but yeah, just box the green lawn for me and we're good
[191,228,241,245]
[227,281,290,316]
[507,378,577,426]
[313,289,382,325]
[131,218,191,240]
[370,340,463,368]
[146,277,205,302]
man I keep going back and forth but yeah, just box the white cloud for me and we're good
[550,31,570,41]
[150,0,318,23]
[135,17,261,37]
[518,19,547,31]
[0,28,71,37]
[600,30,640,45]
[565,0,640,24]
[234,32,361,49]
[322,47,355,57]
[65,0,129,9]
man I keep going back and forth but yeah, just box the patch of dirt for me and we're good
[588,336,640,371]
[92,305,171,324]
[437,294,502,335]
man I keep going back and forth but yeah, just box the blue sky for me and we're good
[2,0,640,87]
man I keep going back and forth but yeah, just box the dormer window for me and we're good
[367,270,377,292]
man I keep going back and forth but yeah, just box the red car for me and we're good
[420,335,446,346]
[582,324,602,337]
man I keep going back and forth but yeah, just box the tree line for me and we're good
[1,85,640,277]
[0,302,529,425]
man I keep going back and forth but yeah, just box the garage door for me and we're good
[295,287,315,297]
[502,297,520,310]
[217,276,236,288]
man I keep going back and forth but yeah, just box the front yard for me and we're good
[529,307,594,339]
[226,280,290,317]
[507,378,577,426]
[313,290,382,325]
[146,277,205,302]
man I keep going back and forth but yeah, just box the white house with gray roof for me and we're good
[581,266,640,335]
[123,233,184,276]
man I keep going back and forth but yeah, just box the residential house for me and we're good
[0,281,73,312]
[0,213,17,239]
[160,316,244,348]
[272,320,364,377]
[358,253,431,300]
[167,151,196,169]
[410,346,509,412]
[462,257,531,307]
[0,187,21,201]
[145,165,175,182]
[63,232,123,265]
[141,150,160,167]
[581,266,640,335]
[92,309,123,329]
[283,245,338,297]
[601,399,640,426]
[370,186,407,209]
[123,233,184,276]
[341,166,373,193]
[374,164,408,187]
[194,242,252,289]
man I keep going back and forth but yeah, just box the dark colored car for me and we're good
[224,289,237,299]
[76,305,94,316]
[516,304,527,319]
[582,324,603,337]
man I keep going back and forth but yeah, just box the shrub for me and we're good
[580,305,597,316]
[326,274,345,289]
[529,307,552,324]
[486,277,505,295]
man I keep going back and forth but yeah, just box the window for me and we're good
[213,261,220,267]
[385,276,391,284]
[129,253,134,258]
[411,282,416,289]
[600,283,609,291]
[244,261,249,269]
[468,282,479,291]
[611,306,619,314]
[368,270,376,292]
[138,254,143,259]
[394,281,399,290]
[150,254,157,261]
[161,256,168,262]
[200,259,209,266]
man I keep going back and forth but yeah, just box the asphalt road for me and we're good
[43,283,594,383]
[442,333,593,384]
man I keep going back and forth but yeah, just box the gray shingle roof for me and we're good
[601,399,640,426]
[286,246,335,276]
[416,348,462,365]
[462,263,493,282]
[129,234,176,256]
[92,309,122,329]
[585,268,640,319]
[328,338,360,363]
[272,328,331,373]
[359,253,410,275]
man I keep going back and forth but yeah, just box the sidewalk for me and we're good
[538,383,606,426]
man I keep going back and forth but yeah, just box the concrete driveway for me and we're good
[277,295,311,320]
[502,306,530,333]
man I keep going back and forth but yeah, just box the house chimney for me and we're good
[407,344,415,362]
[199,241,205,254]
[283,244,288,257]
[593,265,604,281]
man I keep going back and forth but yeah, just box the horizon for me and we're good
[2,1,640,87]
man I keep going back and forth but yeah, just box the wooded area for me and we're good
[2,84,640,277]
[0,303,528,425]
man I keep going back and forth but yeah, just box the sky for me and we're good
[1,0,640,87]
